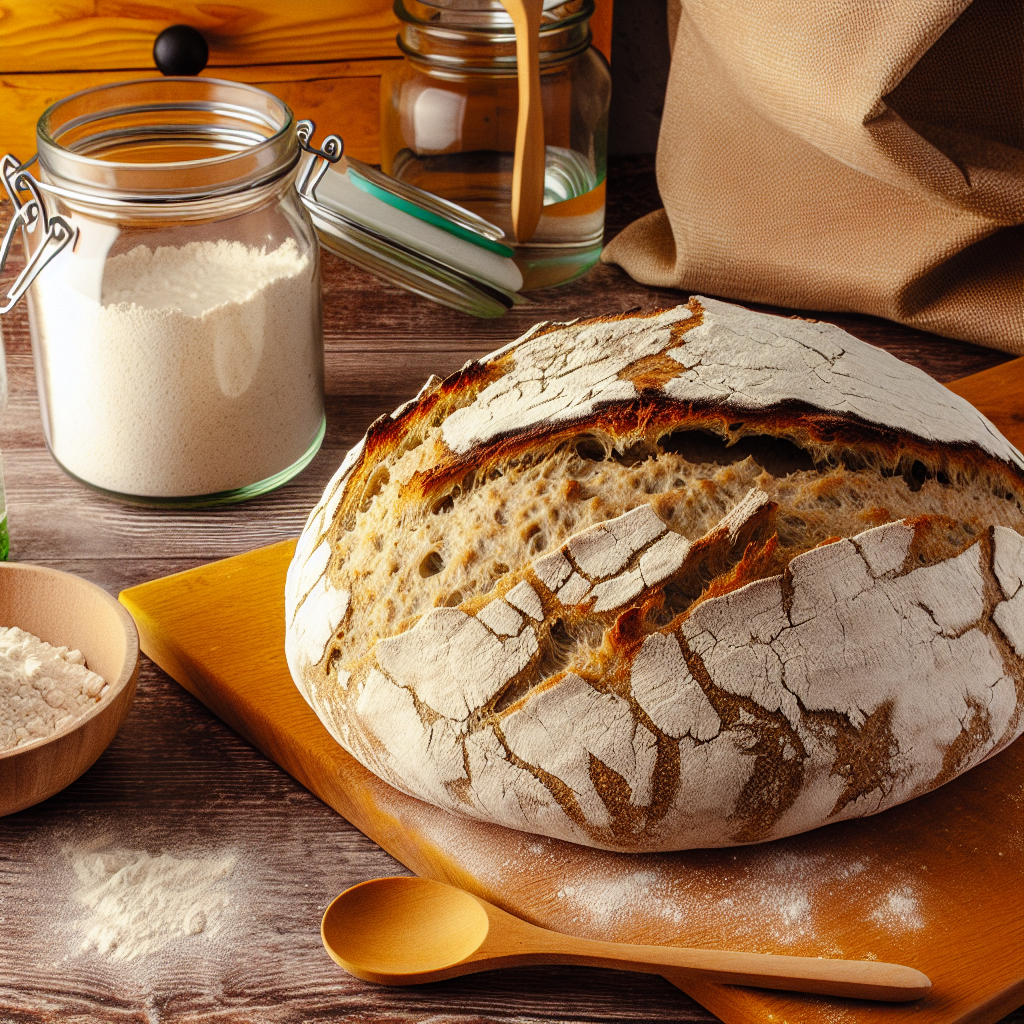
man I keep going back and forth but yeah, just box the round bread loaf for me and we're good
[285,297,1024,852]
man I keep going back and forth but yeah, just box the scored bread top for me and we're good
[285,296,1024,852]
[441,298,1023,466]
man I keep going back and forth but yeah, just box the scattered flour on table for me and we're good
[0,626,108,751]
[70,847,237,961]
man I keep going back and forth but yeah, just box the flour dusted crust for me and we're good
[285,297,1024,851]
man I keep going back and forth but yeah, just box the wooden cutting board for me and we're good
[119,358,1024,1024]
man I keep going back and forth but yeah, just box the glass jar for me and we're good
[3,78,325,506]
[381,0,611,290]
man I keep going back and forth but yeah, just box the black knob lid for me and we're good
[153,24,209,76]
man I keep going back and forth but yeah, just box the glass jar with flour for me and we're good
[0,78,325,506]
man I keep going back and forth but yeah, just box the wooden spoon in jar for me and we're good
[502,0,546,243]
[322,876,931,1002]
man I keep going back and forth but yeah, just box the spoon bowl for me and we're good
[323,875,932,1001]
[323,876,489,978]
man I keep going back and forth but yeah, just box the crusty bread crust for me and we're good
[285,297,1024,851]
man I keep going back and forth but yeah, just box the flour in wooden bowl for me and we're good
[0,626,108,751]
[70,847,237,962]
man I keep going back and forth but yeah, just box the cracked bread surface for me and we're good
[285,297,1024,852]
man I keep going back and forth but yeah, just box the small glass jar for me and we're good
[381,0,611,290]
[4,78,325,506]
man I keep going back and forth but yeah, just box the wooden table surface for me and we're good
[1,156,1021,1024]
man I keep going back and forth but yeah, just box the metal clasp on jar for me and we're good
[0,154,77,315]
[295,120,344,198]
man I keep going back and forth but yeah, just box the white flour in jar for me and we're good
[0,626,108,750]
[31,237,323,497]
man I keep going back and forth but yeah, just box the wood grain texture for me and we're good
[0,0,613,73]
[0,0,613,164]
[946,358,1024,451]
[0,1,403,72]
[0,62,392,168]
[1,155,1021,1024]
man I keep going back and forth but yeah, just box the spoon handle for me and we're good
[503,0,545,243]
[494,936,931,1002]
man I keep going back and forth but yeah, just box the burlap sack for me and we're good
[602,0,1023,354]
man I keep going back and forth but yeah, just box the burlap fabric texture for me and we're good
[602,0,1023,354]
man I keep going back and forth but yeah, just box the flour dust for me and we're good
[70,847,238,962]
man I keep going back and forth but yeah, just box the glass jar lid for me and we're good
[295,122,523,318]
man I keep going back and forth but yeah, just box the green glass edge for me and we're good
[347,169,516,258]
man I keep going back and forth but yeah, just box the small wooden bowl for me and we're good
[0,563,140,816]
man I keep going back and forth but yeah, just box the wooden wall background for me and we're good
[0,0,614,165]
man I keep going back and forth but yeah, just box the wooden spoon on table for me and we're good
[502,0,545,243]
[322,876,931,1001]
